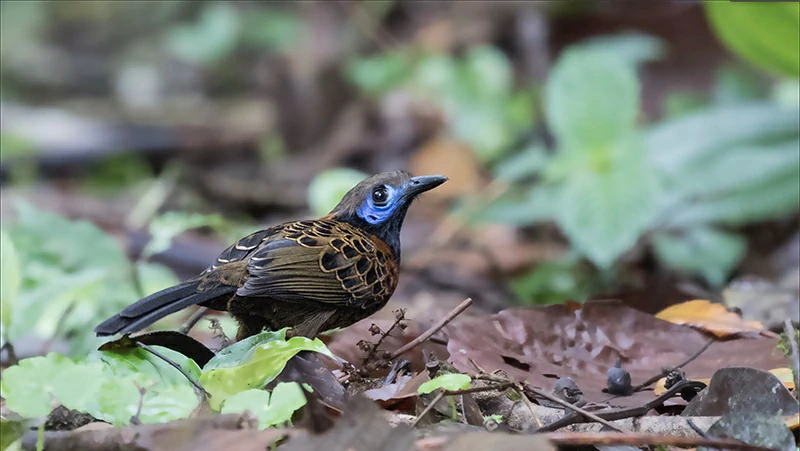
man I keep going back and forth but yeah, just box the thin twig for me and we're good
[136,341,209,397]
[363,309,407,366]
[442,382,516,397]
[517,386,544,428]
[537,380,707,433]
[784,320,800,392]
[522,383,627,433]
[686,418,708,438]
[389,298,473,359]
[412,391,445,428]
[545,431,774,451]
[179,307,209,334]
[631,338,715,392]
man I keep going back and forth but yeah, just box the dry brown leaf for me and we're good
[409,137,487,202]
[655,299,770,337]
[446,301,787,407]
[786,413,799,431]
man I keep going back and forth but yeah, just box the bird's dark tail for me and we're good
[94,281,236,336]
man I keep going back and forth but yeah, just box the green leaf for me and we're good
[143,211,224,259]
[463,45,513,101]
[646,103,800,177]
[418,373,471,394]
[493,144,550,182]
[471,185,558,226]
[307,168,368,217]
[0,353,105,419]
[94,374,198,426]
[0,229,20,331]
[200,328,333,410]
[221,383,307,429]
[0,419,29,451]
[669,168,800,227]
[673,140,800,199]
[555,140,658,268]
[575,32,667,67]
[89,346,202,385]
[653,227,746,287]
[346,51,413,94]
[241,9,304,52]
[545,48,640,151]
[705,2,800,78]
[6,201,140,354]
[167,2,240,64]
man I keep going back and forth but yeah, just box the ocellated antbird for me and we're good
[95,171,447,341]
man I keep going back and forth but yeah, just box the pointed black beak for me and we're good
[407,175,448,196]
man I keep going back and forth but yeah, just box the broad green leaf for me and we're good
[575,32,667,67]
[240,9,304,52]
[0,419,29,451]
[493,144,550,182]
[307,168,368,217]
[143,211,224,258]
[0,353,105,419]
[418,374,471,394]
[167,2,240,64]
[0,229,20,330]
[555,140,658,268]
[646,104,800,177]
[653,227,746,287]
[221,383,307,429]
[89,346,202,385]
[463,45,513,101]
[346,51,413,94]
[669,169,800,227]
[200,329,333,410]
[705,2,800,78]
[672,140,800,199]
[451,106,512,163]
[545,49,639,151]
[1,349,202,424]
[471,185,558,226]
[94,374,198,426]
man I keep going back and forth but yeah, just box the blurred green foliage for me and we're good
[307,168,369,217]
[2,201,177,356]
[705,2,800,79]
[347,46,538,163]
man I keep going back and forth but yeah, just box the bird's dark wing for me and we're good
[236,219,398,309]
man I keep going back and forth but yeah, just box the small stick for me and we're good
[523,384,627,433]
[545,431,773,451]
[136,341,209,397]
[179,307,209,334]
[389,298,473,359]
[412,391,446,428]
[784,320,800,392]
[631,338,714,392]
[442,382,516,397]
[362,309,407,366]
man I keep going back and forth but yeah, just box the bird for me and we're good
[95,170,448,341]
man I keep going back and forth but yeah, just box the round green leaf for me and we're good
[418,373,472,394]
[0,229,20,330]
[705,2,800,78]
[545,49,640,151]
[200,329,332,410]
[221,383,307,429]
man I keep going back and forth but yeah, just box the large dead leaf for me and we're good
[655,299,771,337]
[446,301,787,407]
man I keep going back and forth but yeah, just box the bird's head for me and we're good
[326,170,448,257]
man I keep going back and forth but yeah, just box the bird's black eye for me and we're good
[371,186,389,206]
